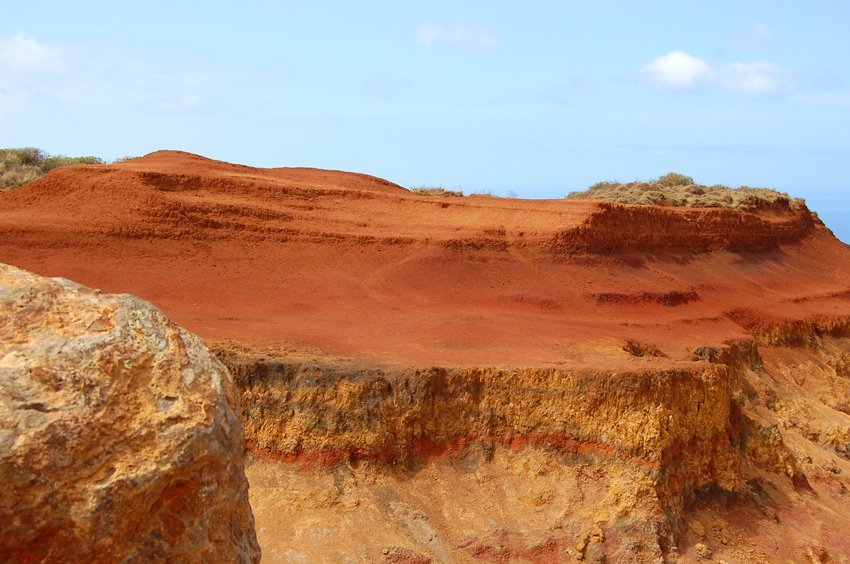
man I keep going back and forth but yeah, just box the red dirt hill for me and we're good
[1,150,846,367]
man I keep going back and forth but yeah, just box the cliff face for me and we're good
[553,199,815,254]
[217,329,849,562]
[1,151,849,561]
[0,264,260,563]
[219,354,739,560]
[221,353,740,498]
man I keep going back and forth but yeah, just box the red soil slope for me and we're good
[1,150,846,367]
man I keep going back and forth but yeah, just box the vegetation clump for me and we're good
[1,148,104,190]
[567,172,804,211]
[409,186,464,197]
[657,172,694,187]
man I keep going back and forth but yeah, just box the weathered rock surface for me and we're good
[0,264,260,562]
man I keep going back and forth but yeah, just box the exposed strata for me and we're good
[0,154,815,254]
[215,327,850,562]
[0,151,849,561]
[0,264,260,562]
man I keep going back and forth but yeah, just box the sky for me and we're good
[1,1,849,241]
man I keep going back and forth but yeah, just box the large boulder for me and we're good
[0,264,260,562]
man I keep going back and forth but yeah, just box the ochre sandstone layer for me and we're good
[0,264,260,562]
[1,151,849,561]
[218,330,849,562]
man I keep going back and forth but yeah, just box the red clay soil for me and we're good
[1,150,848,367]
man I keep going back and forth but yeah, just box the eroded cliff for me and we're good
[1,151,848,561]
[213,324,850,562]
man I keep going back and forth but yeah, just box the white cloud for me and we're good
[640,51,713,89]
[720,62,792,95]
[416,24,498,49]
[639,51,796,96]
[0,34,63,73]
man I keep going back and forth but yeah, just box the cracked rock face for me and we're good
[0,264,260,562]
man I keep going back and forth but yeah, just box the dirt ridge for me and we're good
[0,151,818,255]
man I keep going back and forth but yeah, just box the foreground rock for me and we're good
[0,264,260,562]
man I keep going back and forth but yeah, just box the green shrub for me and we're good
[657,172,694,187]
[587,180,619,191]
[639,190,668,205]
[409,186,464,197]
[566,174,803,211]
[112,155,140,163]
[0,148,105,190]
[15,147,44,166]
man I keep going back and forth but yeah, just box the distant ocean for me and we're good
[815,209,849,244]
[802,191,849,244]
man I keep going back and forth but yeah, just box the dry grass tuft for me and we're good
[409,186,464,197]
[1,148,105,190]
[567,172,804,211]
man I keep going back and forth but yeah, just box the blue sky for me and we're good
[1,1,848,240]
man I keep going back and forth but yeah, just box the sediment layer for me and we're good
[217,322,850,561]
[0,152,816,255]
[218,351,739,501]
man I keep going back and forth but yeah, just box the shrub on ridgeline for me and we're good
[657,172,694,187]
[1,148,105,190]
[409,186,464,197]
[468,189,499,197]
[566,172,804,211]
[588,180,619,191]
[112,155,141,163]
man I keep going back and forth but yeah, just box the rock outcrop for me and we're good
[0,264,260,562]
[222,328,850,562]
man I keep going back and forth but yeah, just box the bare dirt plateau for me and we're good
[2,151,850,562]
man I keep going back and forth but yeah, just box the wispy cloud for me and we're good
[790,91,850,108]
[546,75,598,104]
[0,34,64,73]
[638,51,795,95]
[416,24,498,49]
[732,22,777,50]
[0,34,65,113]
[719,62,791,95]
[0,35,223,120]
